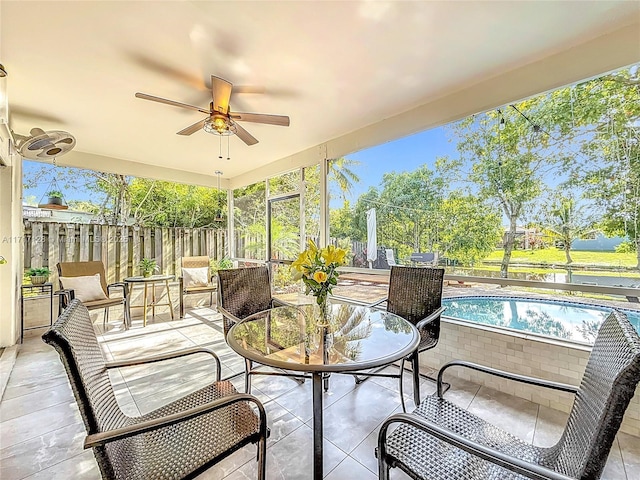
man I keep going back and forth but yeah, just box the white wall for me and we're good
[0,135,23,346]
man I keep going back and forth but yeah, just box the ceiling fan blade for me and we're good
[232,122,258,146]
[177,118,207,136]
[211,75,233,114]
[135,93,210,114]
[231,112,290,126]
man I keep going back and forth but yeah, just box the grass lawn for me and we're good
[484,249,638,268]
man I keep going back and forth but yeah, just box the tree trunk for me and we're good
[636,237,640,270]
[564,245,573,264]
[501,216,517,278]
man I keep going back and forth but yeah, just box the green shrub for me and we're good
[615,241,636,254]
[210,257,233,273]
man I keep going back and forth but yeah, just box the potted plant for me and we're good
[46,190,64,206]
[27,266,51,285]
[138,258,159,278]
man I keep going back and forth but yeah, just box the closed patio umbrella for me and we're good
[366,208,377,268]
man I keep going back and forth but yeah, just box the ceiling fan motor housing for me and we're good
[17,128,76,160]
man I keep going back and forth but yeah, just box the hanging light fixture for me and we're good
[203,115,237,136]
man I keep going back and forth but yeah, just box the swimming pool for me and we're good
[442,296,640,344]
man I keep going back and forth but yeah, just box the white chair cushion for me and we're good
[60,273,108,302]
[182,267,209,288]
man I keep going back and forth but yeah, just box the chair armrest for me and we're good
[107,282,128,298]
[218,305,244,325]
[55,289,74,314]
[367,297,388,309]
[272,298,294,308]
[415,306,446,331]
[105,347,221,381]
[436,360,579,397]
[84,393,266,449]
[378,413,575,480]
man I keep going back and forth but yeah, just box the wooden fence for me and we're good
[24,221,228,287]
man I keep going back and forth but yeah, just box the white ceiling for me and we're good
[2,1,640,186]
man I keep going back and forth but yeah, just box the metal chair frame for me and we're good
[354,266,447,411]
[217,266,309,391]
[43,299,268,480]
[378,309,640,480]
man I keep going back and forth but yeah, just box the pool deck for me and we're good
[336,271,640,314]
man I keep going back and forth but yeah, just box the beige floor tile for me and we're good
[2,307,639,480]
[467,385,539,443]
[325,456,377,480]
[0,422,87,479]
[22,449,100,479]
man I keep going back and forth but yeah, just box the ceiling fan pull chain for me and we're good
[218,135,223,159]
[227,134,231,160]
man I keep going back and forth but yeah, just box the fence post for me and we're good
[132,226,141,276]
[161,228,172,276]
[106,225,116,283]
[30,222,44,269]
[155,227,163,273]
[48,222,60,286]
[143,227,152,261]
[79,224,90,261]
[64,224,76,263]
[119,225,129,281]
[92,224,101,262]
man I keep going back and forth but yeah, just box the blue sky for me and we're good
[334,125,457,204]
[22,160,101,205]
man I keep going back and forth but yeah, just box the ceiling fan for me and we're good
[135,75,289,146]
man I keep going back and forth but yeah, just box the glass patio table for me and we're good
[227,302,419,480]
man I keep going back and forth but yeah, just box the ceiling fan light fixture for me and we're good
[203,115,236,136]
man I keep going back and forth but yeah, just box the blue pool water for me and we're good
[442,296,640,344]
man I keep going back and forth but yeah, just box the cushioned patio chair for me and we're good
[179,256,217,318]
[377,309,640,480]
[385,248,397,267]
[57,261,130,329]
[43,299,267,480]
[217,265,307,392]
[357,266,446,410]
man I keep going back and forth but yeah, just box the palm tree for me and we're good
[328,157,361,200]
[541,196,597,264]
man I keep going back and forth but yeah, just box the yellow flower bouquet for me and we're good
[291,240,347,312]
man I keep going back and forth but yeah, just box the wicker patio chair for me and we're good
[357,266,446,410]
[57,261,130,329]
[378,309,640,480]
[43,299,267,480]
[217,265,308,392]
[179,256,217,318]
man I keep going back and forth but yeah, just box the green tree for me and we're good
[555,67,640,267]
[539,195,596,264]
[437,193,503,266]
[328,157,361,201]
[128,178,225,228]
[451,102,567,277]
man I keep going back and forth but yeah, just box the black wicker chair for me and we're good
[378,309,640,480]
[42,299,267,480]
[357,266,446,409]
[217,265,308,392]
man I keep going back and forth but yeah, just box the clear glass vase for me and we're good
[316,296,330,327]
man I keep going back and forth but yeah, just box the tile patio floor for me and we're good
[1,304,640,479]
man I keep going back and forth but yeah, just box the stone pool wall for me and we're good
[420,318,640,436]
